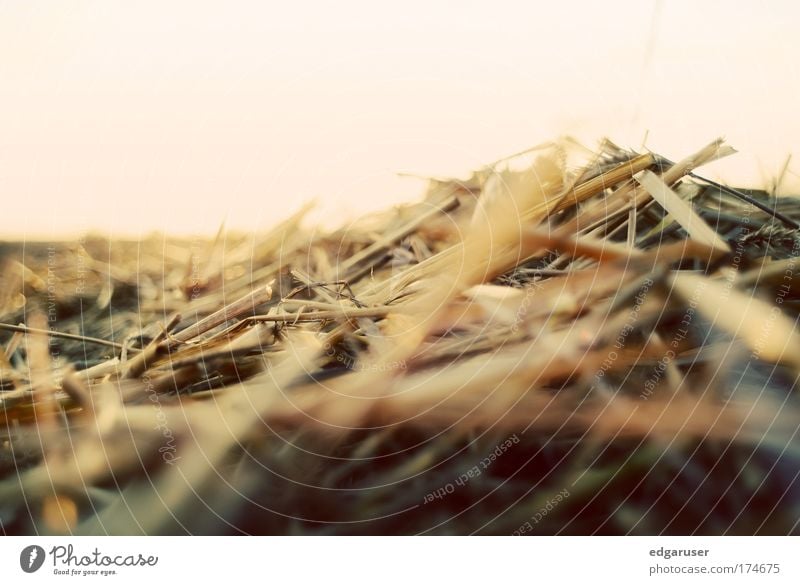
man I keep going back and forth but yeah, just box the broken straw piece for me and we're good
[635,170,731,253]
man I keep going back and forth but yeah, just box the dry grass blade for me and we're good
[171,284,273,344]
[0,322,134,352]
[636,170,730,252]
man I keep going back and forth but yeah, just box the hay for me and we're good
[2,137,800,535]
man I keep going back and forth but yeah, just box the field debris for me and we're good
[2,137,800,535]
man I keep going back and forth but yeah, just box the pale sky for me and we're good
[1,0,799,238]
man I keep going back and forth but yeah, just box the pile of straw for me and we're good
[2,138,799,534]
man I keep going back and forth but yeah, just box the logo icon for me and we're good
[20,545,46,573]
